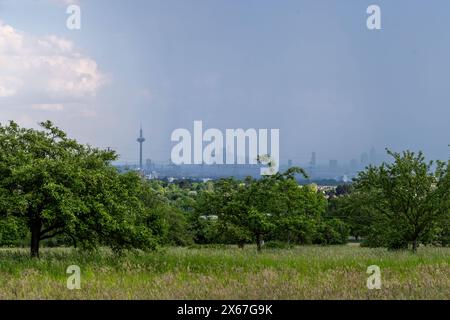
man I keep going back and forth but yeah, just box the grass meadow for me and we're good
[0,245,448,300]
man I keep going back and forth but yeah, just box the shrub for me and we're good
[263,240,293,249]
[313,219,349,245]
[0,216,28,247]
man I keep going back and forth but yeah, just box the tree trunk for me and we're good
[256,233,262,252]
[30,221,41,258]
[412,239,418,253]
[71,235,77,249]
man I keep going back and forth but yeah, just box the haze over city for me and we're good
[0,0,449,167]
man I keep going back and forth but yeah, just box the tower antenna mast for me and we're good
[136,125,146,170]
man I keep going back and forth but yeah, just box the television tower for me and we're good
[136,126,146,169]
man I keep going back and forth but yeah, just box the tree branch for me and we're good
[40,230,64,241]
[40,223,62,236]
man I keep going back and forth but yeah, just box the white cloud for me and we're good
[0,22,108,102]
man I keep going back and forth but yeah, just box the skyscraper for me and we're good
[136,127,146,169]
[309,152,316,167]
[145,159,152,171]
[361,152,369,167]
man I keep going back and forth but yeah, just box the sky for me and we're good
[0,0,449,165]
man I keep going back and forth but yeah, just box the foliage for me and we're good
[194,168,333,250]
[1,121,446,255]
[0,121,159,257]
[327,192,374,241]
[313,218,349,245]
[352,149,449,251]
[0,216,27,247]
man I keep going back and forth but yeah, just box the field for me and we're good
[0,245,448,300]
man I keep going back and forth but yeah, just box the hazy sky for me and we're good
[0,0,449,165]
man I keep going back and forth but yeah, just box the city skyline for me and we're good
[131,126,384,167]
[128,126,383,182]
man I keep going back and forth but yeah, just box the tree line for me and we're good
[0,121,448,257]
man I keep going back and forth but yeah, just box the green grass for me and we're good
[0,245,448,299]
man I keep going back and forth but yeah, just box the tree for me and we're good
[352,149,449,252]
[195,167,328,251]
[327,192,374,241]
[0,121,157,257]
[194,178,245,245]
[270,179,327,245]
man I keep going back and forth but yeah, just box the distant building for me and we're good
[309,152,316,167]
[360,152,369,167]
[145,158,152,171]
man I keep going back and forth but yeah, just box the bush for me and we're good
[361,230,384,248]
[361,225,409,250]
[313,219,349,245]
[155,205,194,246]
[190,216,222,245]
[0,216,28,247]
[263,240,293,249]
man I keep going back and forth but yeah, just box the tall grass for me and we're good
[0,245,448,299]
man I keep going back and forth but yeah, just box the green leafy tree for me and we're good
[270,179,327,245]
[327,192,374,241]
[352,149,449,252]
[0,121,157,257]
[195,167,329,251]
[194,178,244,245]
